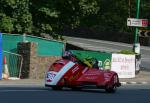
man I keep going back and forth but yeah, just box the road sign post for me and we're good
[134,0,141,54]
[127,0,149,53]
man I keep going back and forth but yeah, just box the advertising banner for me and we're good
[111,54,135,78]
[70,50,112,70]
[96,52,112,70]
[0,33,2,80]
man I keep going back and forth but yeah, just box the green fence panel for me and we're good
[26,36,64,56]
[2,34,22,53]
[2,34,64,56]
[70,50,112,70]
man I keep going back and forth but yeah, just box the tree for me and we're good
[0,14,13,33]
[0,0,150,34]
[54,0,100,29]
[12,0,32,33]
[31,0,60,34]
[0,0,32,33]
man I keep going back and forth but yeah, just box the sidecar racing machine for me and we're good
[45,57,121,93]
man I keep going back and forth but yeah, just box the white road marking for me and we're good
[130,82,137,84]
[121,82,127,85]
[141,58,150,62]
[120,82,149,85]
[141,82,148,84]
[141,58,150,60]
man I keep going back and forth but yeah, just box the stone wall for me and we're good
[17,42,61,79]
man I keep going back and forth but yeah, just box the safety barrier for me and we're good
[3,51,23,79]
[138,30,150,37]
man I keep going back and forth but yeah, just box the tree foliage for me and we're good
[0,0,149,34]
[0,0,32,33]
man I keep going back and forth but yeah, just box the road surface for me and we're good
[65,36,150,70]
[0,85,150,103]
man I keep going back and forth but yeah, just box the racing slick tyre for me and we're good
[52,86,63,90]
[105,75,118,93]
[105,85,117,93]
[71,87,82,91]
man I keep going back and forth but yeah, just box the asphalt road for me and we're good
[65,36,150,70]
[0,85,150,103]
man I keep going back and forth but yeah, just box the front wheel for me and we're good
[52,86,63,90]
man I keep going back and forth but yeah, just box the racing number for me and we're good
[47,72,56,81]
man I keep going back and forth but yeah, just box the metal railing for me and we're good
[3,51,23,79]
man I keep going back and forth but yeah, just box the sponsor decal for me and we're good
[84,72,100,76]
[55,60,65,64]
[104,73,111,78]
[69,72,80,81]
[85,76,98,80]
[104,59,111,70]
[82,67,88,74]
[72,66,79,74]
[104,73,111,81]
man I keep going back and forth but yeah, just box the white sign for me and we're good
[111,54,135,78]
[127,18,148,27]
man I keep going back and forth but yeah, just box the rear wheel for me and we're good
[71,87,82,91]
[105,85,117,93]
[105,75,118,93]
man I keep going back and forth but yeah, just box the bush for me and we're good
[118,50,135,54]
